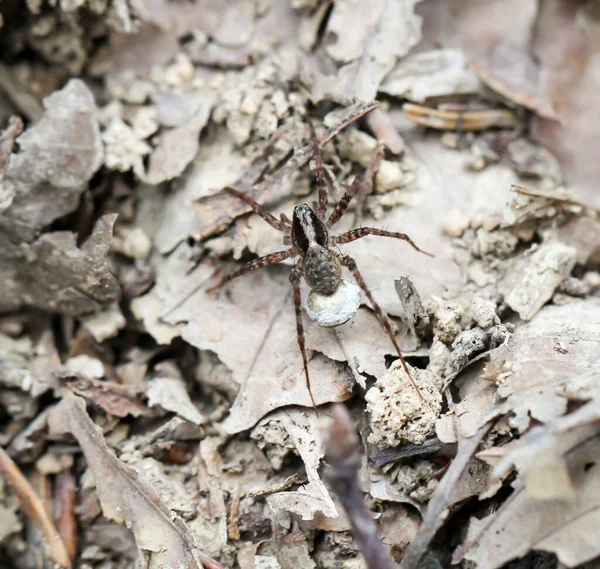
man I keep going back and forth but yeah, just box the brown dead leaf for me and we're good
[264,409,339,521]
[531,0,600,208]
[158,246,353,433]
[493,297,600,434]
[142,91,217,185]
[63,374,152,419]
[0,79,102,242]
[48,392,224,569]
[0,214,120,316]
[310,0,423,103]
[463,425,600,569]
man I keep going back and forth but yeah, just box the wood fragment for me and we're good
[325,405,396,569]
[54,469,78,561]
[403,102,519,130]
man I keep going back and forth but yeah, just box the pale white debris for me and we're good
[305,279,361,328]
[366,362,442,447]
[506,242,577,320]
[66,355,105,379]
[147,371,205,426]
[79,302,126,342]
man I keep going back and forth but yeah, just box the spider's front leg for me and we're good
[333,227,434,257]
[289,267,317,409]
[207,250,291,293]
[337,253,423,399]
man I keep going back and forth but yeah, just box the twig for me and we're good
[0,446,72,568]
[324,405,396,569]
[55,469,78,561]
[398,423,492,569]
[511,184,600,217]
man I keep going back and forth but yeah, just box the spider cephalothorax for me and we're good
[209,114,433,408]
[292,204,341,296]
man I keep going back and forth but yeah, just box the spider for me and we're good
[209,121,432,408]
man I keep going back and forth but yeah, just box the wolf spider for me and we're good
[209,123,432,408]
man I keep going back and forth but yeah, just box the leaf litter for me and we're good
[1,1,600,569]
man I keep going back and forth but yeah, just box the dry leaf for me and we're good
[147,364,205,425]
[142,91,216,185]
[380,49,483,101]
[463,426,600,569]
[311,0,423,103]
[0,79,102,242]
[531,0,600,207]
[159,247,353,433]
[265,410,339,521]
[48,392,224,569]
[0,214,120,316]
[64,375,152,419]
[493,297,600,434]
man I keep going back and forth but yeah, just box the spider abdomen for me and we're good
[303,244,342,296]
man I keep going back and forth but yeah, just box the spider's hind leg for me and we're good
[337,253,423,399]
[289,268,318,409]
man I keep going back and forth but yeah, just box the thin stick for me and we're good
[0,446,71,568]
[324,405,396,569]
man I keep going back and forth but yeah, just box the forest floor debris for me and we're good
[1,2,599,569]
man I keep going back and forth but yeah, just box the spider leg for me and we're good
[308,121,329,221]
[337,253,423,399]
[333,227,434,257]
[207,250,291,293]
[352,141,384,228]
[224,187,289,232]
[326,174,362,228]
[289,267,317,409]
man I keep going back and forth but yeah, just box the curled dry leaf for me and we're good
[0,214,120,316]
[0,79,102,242]
[48,392,224,569]
[265,409,338,521]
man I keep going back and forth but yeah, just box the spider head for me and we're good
[291,204,329,254]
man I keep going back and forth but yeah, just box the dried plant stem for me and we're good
[324,405,396,569]
[0,446,72,568]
